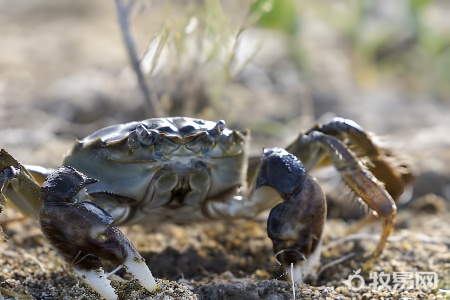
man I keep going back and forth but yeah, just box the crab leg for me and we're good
[287,117,413,201]
[290,131,396,256]
[0,149,42,219]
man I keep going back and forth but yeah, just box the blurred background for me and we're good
[0,0,449,298]
[0,0,448,161]
[1,0,449,200]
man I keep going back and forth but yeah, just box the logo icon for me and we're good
[343,269,365,291]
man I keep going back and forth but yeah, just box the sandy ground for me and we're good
[1,1,449,299]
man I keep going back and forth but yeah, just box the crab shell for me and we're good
[63,117,249,224]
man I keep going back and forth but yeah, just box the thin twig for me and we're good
[290,263,296,300]
[323,231,450,252]
[114,0,163,117]
[22,251,46,272]
[317,252,356,278]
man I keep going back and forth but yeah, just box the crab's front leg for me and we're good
[290,129,397,256]
[0,150,156,300]
[256,148,326,284]
[39,166,157,300]
[0,149,42,219]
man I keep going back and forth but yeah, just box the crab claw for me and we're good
[38,166,156,300]
[256,148,327,284]
[0,149,43,219]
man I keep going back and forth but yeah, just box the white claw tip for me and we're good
[123,255,157,292]
[74,267,118,300]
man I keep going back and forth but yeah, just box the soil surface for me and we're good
[1,1,449,299]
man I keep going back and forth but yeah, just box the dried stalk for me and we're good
[114,0,163,117]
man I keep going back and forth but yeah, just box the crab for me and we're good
[0,117,412,299]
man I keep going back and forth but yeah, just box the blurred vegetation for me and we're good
[127,0,450,117]
[253,0,450,97]
[304,0,450,98]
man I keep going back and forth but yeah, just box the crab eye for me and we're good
[207,120,226,141]
[136,124,157,146]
